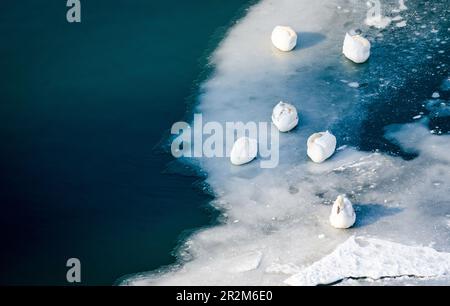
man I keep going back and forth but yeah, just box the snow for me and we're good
[265,262,301,275]
[284,236,450,286]
[365,17,392,29]
[227,251,263,273]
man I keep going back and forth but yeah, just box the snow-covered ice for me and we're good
[284,236,450,286]
[396,21,407,28]
[227,251,263,273]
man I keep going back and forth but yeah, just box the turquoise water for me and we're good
[0,0,250,285]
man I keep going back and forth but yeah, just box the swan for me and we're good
[329,195,356,229]
[307,131,336,163]
[272,101,299,132]
[271,26,297,52]
[230,137,258,166]
[342,30,371,63]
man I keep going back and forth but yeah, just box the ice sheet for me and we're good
[122,0,450,286]
[284,236,450,286]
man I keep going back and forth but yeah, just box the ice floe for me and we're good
[348,82,360,88]
[365,4,392,30]
[398,0,408,11]
[396,21,407,28]
[284,236,450,286]
[227,251,263,273]
[432,92,440,99]
[365,15,392,29]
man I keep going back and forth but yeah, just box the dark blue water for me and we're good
[338,0,450,158]
[0,0,250,285]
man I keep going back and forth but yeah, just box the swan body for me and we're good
[271,26,297,52]
[343,32,371,63]
[307,131,336,163]
[329,195,356,229]
[230,137,258,166]
[272,101,299,132]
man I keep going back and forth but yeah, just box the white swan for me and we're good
[271,101,299,132]
[307,131,336,163]
[271,26,297,52]
[230,137,258,166]
[342,31,371,64]
[329,195,356,229]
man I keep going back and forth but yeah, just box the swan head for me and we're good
[348,28,362,36]
[307,133,326,162]
[335,195,346,213]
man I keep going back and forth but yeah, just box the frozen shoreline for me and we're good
[123,0,450,285]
